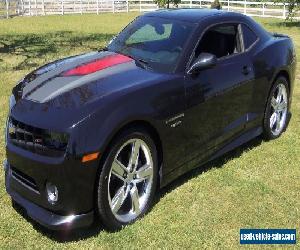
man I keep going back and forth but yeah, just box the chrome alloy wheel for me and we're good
[269,83,288,136]
[107,138,154,222]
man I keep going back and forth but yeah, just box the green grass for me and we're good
[0,14,300,249]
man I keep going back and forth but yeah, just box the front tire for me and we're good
[263,76,289,140]
[96,128,158,231]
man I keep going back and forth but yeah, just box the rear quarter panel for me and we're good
[249,35,296,120]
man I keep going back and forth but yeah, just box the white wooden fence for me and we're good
[1,0,299,19]
[1,0,21,18]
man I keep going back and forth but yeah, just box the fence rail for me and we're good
[1,0,299,19]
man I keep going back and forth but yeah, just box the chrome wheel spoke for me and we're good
[136,164,152,181]
[130,185,141,215]
[129,141,141,171]
[276,85,283,103]
[275,112,281,131]
[111,186,128,213]
[111,159,128,181]
[271,96,277,109]
[277,101,287,112]
[270,112,277,129]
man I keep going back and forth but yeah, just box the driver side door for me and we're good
[183,23,255,162]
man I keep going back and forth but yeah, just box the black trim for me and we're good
[240,23,259,52]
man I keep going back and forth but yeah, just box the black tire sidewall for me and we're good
[96,128,158,231]
[263,76,289,140]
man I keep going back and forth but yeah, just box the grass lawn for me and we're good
[0,13,300,249]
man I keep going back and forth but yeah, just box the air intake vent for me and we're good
[11,166,39,193]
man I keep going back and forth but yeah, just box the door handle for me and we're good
[242,66,251,75]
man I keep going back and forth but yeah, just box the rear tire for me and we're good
[96,127,158,231]
[263,76,289,140]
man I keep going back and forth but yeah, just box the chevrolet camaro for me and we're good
[4,9,297,231]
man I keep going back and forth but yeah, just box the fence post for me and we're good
[42,0,45,15]
[244,0,246,14]
[29,0,32,15]
[5,0,9,18]
[80,0,82,14]
[34,0,37,15]
[283,3,286,19]
[199,0,201,8]
[227,0,229,10]
[113,0,115,13]
[96,0,99,14]
[262,3,265,16]
[126,0,129,12]
[21,0,24,14]
[139,0,141,12]
[189,0,192,8]
[61,0,64,15]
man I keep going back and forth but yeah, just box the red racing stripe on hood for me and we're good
[62,54,133,76]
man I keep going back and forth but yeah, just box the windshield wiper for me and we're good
[135,58,152,70]
[120,52,150,69]
[98,47,109,52]
[106,49,152,70]
[137,58,148,64]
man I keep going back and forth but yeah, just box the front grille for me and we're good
[11,167,39,193]
[7,117,68,157]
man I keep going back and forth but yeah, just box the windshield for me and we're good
[107,16,195,73]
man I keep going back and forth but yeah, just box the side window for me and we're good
[241,24,258,50]
[195,24,242,59]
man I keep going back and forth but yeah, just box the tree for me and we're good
[154,0,181,8]
[211,0,222,9]
[285,0,300,20]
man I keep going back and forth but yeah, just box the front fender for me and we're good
[70,74,186,180]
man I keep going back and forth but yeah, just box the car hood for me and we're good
[10,51,171,130]
[13,50,165,105]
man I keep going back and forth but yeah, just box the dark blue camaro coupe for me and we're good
[4,9,297,231]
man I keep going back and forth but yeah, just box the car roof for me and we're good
[144,8,243,23]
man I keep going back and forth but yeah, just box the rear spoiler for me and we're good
[270,32,296,60]
[270,32,290,38]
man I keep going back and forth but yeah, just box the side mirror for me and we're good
[187,53,217,75]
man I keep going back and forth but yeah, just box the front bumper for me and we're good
[4,159,94,230]
[4,134,100,230]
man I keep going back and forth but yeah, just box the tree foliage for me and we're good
[154,0,181,8]
[285,0,300,20]
[211,0,222,9]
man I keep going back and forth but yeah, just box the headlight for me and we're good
[9,94,16,112]
[4,117,9,146]
[44,131,69,150]
[5,95,15,146]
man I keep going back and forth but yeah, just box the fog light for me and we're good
[46,182,58,204]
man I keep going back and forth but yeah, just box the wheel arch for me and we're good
[96,119,164,188]
[113,120,163,172]
[264,69,291,110]
[271,69,291,92]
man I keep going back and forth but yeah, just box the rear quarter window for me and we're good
[242,24,258,50]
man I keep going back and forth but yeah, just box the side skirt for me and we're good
[160,126,263,188]
[208,126,263,162]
